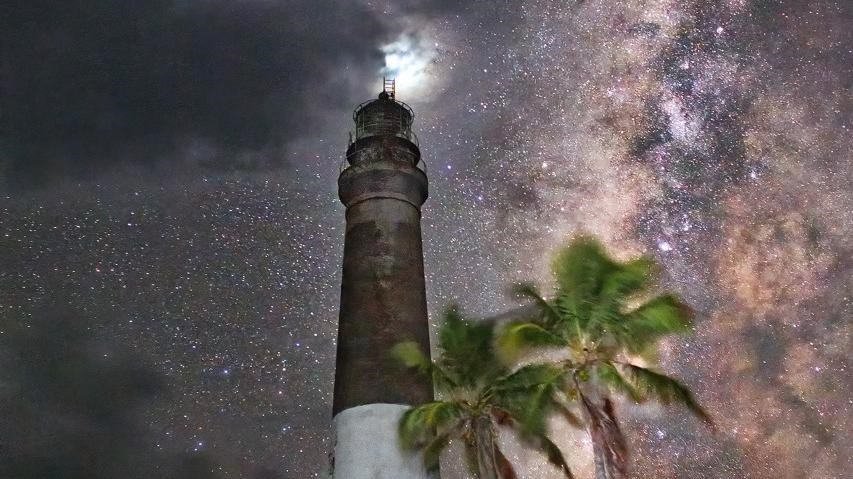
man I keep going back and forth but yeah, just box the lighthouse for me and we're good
[329,80,436,478]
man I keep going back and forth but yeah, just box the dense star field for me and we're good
[1,1,850,478]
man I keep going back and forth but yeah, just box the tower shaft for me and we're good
[329,89,435,479]
[333,147,432,412]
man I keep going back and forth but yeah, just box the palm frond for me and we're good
[617,363,713,426]
[553,398,585,429]
[550,237,624,337]
[510,282,563,327]
[594,362,643,404]
[491,364,567,436]
[493,385,553,437]
[496,321,567,363]
[494,444,519,479]
[530,434,575,479]
[391,341,431,373]
[552,237,614,301]
[494,363,567,391]
[622,294,692,351]
[421,430,452,472]
[601,256,655,301]
[579,255,655,341]
[552,237,611,292]
[390,340,457,392]
[399,401,466,449]
[586,304,623,342]
[438,305,505,388]
[462,440,479,476]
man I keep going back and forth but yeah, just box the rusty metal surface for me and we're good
[333,131,433,415]
[346,135,421,167]
[351,94,417,145]
[339,162,427,209]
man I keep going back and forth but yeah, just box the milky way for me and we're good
[1,1,850,478]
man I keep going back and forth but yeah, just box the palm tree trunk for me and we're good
[474,415,500,479]
[579,391,627,479]
[592,440,609,479]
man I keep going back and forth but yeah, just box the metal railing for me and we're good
[339,144,428,175]
[351,99,418,146]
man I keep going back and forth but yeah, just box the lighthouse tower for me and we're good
[329,81,435,478]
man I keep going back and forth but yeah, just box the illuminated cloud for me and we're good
[380,32,440,98]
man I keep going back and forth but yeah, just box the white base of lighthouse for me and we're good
[328,403,438,479]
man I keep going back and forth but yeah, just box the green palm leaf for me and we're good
[552,236,611,295]
[531,434,575,479]
[498,236,710,479]
[496,387,551,437]
[510,282,563,327]
[438,305,504,388]
[390,340,457,392]
[550,237,621,338]
[421,430,452,471]
[551,389,584,429]
[396,298,579,478]
[496,321,567,363]
[492,364,567,436]
[617,363,713,426]
[391,341,431,373]
[594,362,643,404]
[600,256,655,301]
[399,401,465,449]
[462,441,479,476]
[623,294,692,351]
[494,363,567,391]
[494,444,519,479]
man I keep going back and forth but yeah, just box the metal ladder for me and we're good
[383,77,396,99]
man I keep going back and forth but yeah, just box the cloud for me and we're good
[0,0,393,189]
[0,305,227,479]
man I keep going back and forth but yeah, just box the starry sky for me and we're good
[1,1,851,478]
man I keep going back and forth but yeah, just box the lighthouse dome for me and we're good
[352,92,417,145]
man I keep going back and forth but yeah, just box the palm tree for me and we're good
[392,306,576,479]
[498,236,713,479]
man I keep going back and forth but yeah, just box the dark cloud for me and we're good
[0,0,391,189]
[1,1,851,478]
[0,304,229,479]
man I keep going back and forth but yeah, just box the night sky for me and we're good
[1,1,851,478]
